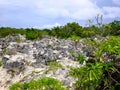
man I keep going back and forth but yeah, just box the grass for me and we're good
[44,61,63,74]
[9,77,68,90]
[77,54,85,64]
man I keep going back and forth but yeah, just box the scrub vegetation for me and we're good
[0,20,120,90]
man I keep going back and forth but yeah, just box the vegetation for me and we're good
[69,36,120,90]
[44,61,63,74]
[0,20,120,90]
[10,77,68,90]
[95,36,120,62]
[0,20,120,39]
[0,61,2,67]
[77,54,85,64]
[70,62,119,90]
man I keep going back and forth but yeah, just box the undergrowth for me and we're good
[10,77,68,90]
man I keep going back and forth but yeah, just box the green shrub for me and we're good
[70,62,104,89]
[95,36,120,62]
[77,54,85,64]
[10,77,68,90]
[9,82,21,90]
[25,30,39,40]
[0,27,16,37]
[70,60,120,90]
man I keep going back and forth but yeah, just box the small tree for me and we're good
[95,14,103,27]
[95,14,104,36]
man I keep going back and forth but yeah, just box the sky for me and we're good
[0,0,120,29]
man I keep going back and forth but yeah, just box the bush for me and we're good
[0,27,17,37]
[95,36,120,62]
[70,62,104,90]
[69,61,120,90]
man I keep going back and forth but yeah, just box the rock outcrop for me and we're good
[0,34,108,90]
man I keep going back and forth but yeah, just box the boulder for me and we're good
[2,55,25,75]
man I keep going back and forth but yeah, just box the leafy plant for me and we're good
[95,36,120,62]
[77,54,85,64]
[83,38,101,48]
[9,82,21,90]
[70,60,120,90]
[10,77,68,90]
[70,62,104,90]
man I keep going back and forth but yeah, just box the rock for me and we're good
[2,55,25,75]
[16,45,29,54]
[83,45,94,57]
[0,35,86,90]
[0,39,9,49]
[0,49,3,56]
[103,52,118,63]
[62,79,70,87]
[6,34,26,42]
[7,61,25,75]
[2,55,10,68]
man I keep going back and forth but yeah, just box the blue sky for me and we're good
[0,0,120,29]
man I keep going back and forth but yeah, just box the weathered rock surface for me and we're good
[0,34,103,90]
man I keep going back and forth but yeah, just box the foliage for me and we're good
[25,28,43,40]
[9,82,21,90]
[10,77,68,90]
[70,62,104,89]
[50,22,82,38]
[71,35,80,41]
[109,20,120,35]
[77,54,85,64]
[95,36,120,61]
[0,27,17,37]
[83,38,101,48]
[1,20,120,90]
[103,20,120,36]
[0,27,48,40]
[70,61,120,90]
[0,20,120,39]
[44,61,63,74]
[69,36,120,90]
[0,61,2,67]
[81,28,96,38]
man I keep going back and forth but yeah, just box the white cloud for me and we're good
[42,23,61,29]
[112,0,120,6]
[35,0,102,20]
[0,0,120,27]
[0,0,103,20]
[103,7,120,19]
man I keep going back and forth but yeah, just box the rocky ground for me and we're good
[0,34,103,90]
